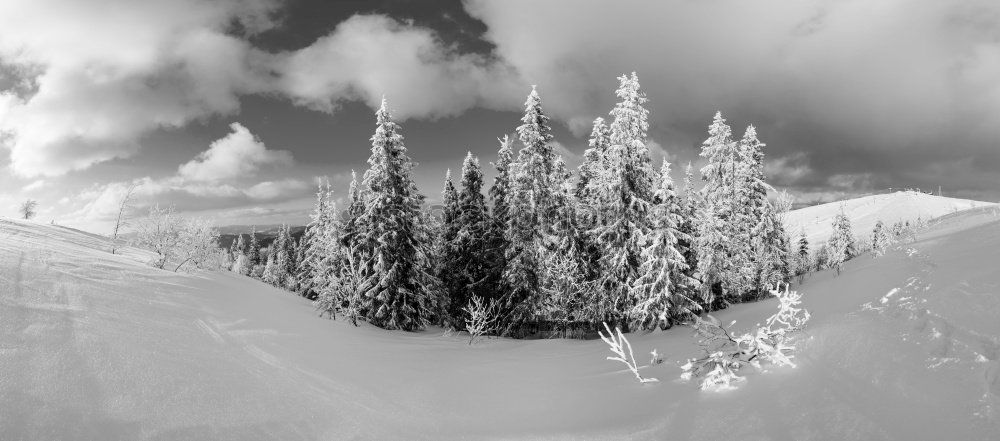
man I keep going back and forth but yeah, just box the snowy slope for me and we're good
[784,190,993,246]
[2,212,1000,440]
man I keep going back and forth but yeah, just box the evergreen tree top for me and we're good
[515,86,555,169]
[348,169,359,202]
[699,111,737,182]
[609,72,650,149]
[658,159,674,190]
[493,135,514,172]
[460,153,484,194]
[588,117,611,151]
[442,169,457,204]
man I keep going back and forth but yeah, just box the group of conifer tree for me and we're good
[228,224,303,290]
[254,72,803,335]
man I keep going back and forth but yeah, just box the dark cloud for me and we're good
[464,0,1000,200]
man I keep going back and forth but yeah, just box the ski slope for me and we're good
[2,210,1000,440]
[784,190,993,246]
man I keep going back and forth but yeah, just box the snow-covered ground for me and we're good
[2,209,1000,440]
[784,190,993,246]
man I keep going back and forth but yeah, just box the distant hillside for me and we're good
[784,190,994,246]
[218,225,306,249]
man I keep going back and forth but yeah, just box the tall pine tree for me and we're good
[448,153,492,324]
[696,111,752,308]
[589,73,655,328]
[631,160,699,330]
[485,135,513,308]
[354,98,430,331]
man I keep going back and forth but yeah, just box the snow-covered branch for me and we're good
[681,285,810,391]
[599,322,659,383]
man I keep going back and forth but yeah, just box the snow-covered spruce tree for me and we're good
[228,238,239,267]
[541,157,596,330]
[435,169,465,320]
[871,219,890,257]
[290,237,305,291]
[741,126,789,298]
[797,229,809,269]
[515,86,557,226]
[247,225,261,276]
[588,72,656,329]
[576,118,613,294]
[297,181,328,299]
[608,72,655,198]
[340,170,364,250]
[262,252,280,285]
[576,117,611,202]
[827,209,856,275]
[353,98,430,331]
[281,225,298,290]
[630,160,699,330]
[696,111,757,308]
[270,224,289,287]
[438,169,462,323]
[247,226,259,265]
[498,87,559,331]
[415,208,447,326]
[501,160,544,332]
[231,234,249,275]
[677,162,701,295]
[485,135,514,305]
[448,153,493,325]
[315,185,350,319]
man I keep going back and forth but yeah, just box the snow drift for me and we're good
[2,208,1000,439]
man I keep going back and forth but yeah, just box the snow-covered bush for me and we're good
[765,284,811,333]
[599,322,659,383]
[463,295,500,345]
[132,206,220,272]
[172,218,221,272]
[132,205,183,269]
[679,315,746,391]
[681,284,810,391]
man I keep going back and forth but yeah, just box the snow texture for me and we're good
[2,204,1000,439]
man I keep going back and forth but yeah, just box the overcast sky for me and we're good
[1,0,998,233]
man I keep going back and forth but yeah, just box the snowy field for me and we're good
[784,190,991,246]
[2,207,1000,440]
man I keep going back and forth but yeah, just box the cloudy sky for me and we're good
[1,0,998,233]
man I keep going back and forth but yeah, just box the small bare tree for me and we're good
[19,199,38,220]
[110,182,140,254]
[463,295,500,345]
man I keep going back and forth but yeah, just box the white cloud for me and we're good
[62,176,310,226]
[21,179,47,192]
[245,179,309,200]
[178,123,293,182]
[60,123,306,228]
[275,14,525,120]
[0,0,279,177]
